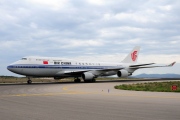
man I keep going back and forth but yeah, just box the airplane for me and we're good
[7,46,176,84]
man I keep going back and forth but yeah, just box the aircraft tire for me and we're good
[74,79,81,83]
[27,80,32,84]
[92,78,96,82]
[84,79,95,83]
[84,80,89,83]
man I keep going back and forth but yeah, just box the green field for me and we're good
[115,81,180,92]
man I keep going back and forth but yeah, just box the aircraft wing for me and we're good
[63,70,88,75]
[129,63,155,67]
[61,62,176,75]
[63,66,124,75]
[96,66,125,71]
[130,62,176,69]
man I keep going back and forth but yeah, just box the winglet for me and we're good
[167,62,176,67]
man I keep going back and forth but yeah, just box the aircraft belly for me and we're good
[55,69,83,77]
[21,68,59,77]
[102,71,117,76]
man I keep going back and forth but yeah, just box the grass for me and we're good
[115,81,180,92]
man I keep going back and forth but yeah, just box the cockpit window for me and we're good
[22,58,27,60]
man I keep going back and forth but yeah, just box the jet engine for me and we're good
[117,70,129,77]
[82,72,95,81]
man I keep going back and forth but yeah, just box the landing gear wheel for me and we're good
[84,80,89,83]
[74,78,81,83]
[84,79,96,83]
[27,80,32,84]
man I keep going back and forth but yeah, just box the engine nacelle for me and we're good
[82,72,95,80]
[117,70,129,77]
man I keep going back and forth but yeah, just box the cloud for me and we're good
[0,0,180,76]
[61,39,105,48]
[159,5,172,11]
[87,0,105,6]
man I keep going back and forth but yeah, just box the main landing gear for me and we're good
[27,77,32,84]
[92,78,96,82]
[74,78,81,83]
[84,78,96,83]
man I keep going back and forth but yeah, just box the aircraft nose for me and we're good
[7,65,13,71]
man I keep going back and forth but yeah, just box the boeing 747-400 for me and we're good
[7,46,176,84]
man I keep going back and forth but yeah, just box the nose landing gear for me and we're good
[27,77,32,84]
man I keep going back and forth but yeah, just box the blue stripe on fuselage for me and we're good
[7,64,118,70]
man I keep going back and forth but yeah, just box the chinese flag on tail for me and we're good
[43,61,48,64]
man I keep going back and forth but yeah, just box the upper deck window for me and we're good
[22,58,27,60]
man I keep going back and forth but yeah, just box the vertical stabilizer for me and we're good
[121,46,140,63]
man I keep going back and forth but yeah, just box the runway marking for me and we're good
[0,85,98,98]
[61,84,180,99]
[0,84,180,99]
[0,91,180,100]
[0,92,90,98]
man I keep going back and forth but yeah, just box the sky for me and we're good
[0,0,179,76]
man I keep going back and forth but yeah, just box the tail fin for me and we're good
[121,46,140,63]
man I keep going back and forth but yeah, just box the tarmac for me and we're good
[0,79,180,120]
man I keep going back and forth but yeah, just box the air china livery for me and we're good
[7,46,176,84]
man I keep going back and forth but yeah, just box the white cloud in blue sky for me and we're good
[0,0,179,76]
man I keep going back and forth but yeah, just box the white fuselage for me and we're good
[7,46,174,84]
[7,56,132,78]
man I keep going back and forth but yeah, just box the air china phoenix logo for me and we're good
[43,61,48,64]
[131,51,138,61]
